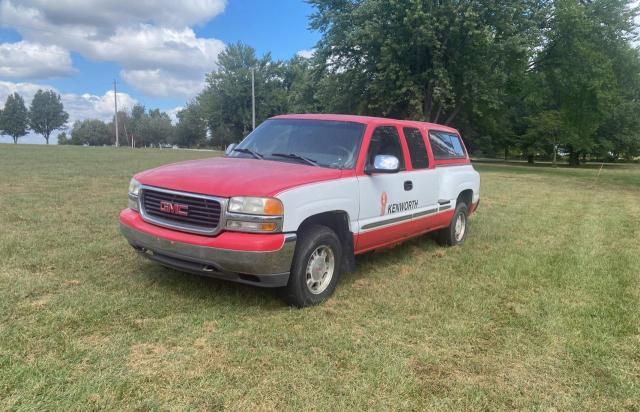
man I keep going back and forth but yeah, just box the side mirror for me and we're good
[365,155,400,175]
[225,143,237,156]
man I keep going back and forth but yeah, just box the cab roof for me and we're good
[272,113,459,134]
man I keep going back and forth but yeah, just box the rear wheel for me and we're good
[437,202,469,246]
[281,225,342,307]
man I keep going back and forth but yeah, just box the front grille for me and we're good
[141,188,222,234]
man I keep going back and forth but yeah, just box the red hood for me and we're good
[135,157,345,197]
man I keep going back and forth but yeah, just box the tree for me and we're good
[136,109,174,146]
[128,104,146,147]
[29,89,69,144]
[109,110,132,147]
[0,93,29,144]
[282,55,322,113]
[174,100,208,147]
[70,119,112,146]
[199,42,289,146]
[308,0,547,124]
[527,0,639,165]
[57,131,69,145]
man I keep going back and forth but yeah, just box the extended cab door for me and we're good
[356,125,418,252]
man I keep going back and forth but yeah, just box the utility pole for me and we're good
[114,79,119,147]
[251,67,256,130]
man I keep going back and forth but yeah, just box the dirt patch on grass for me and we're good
[128,343,170,375]
[64,279,81,287]
[30,295,51,309]
[77,334,112,350]
[193,321,219,349]
[352,278,373,289]
[128,336,229,379]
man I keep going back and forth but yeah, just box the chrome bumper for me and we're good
[120,224,296,288]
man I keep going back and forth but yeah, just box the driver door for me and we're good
[356,125,417,252]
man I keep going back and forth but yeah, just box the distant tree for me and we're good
[29,89,69,144]
[522,111,563,166]
[127,104,146,146]
[138,109,174,146]
[199,42,289,145]
[57,131,69,145]
[282,55,321,113]
[109,110,132,146]
[527,0,639,165]
[131,104,145,121]
[174,101,207,147]
[0,93,29,144]
[70,119,112,146]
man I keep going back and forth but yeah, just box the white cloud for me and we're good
[59,25,225,77]
[0,0,227,30]
[297,49,315,59]
[66,90,138,122]
[0,0,227,98]
[0,80,137,144]
[167,106,184,124]
[121,69,206,98]
[0,41,74,79]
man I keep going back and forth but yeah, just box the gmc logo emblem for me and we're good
[159,201,189,216]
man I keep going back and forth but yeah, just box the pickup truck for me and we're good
[120,114,480,307]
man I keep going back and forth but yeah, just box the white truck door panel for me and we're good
[356,125,418,251]
[357,173,417,234]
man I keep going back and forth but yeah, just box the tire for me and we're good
[281,224,343,308]
[437,202,469,247]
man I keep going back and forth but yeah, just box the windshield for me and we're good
[228,119,366,169]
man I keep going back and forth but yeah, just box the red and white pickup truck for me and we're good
[120,114,480,307]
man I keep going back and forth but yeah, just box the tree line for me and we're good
[0,90,69,144]
[4,0,639,165]
[183,0,640,165]
[58,106,177,147]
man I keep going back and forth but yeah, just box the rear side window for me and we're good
[367,126,405,169]
[429,131,467,160]
[403,128,429,169]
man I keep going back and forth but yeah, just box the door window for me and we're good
[403,128,429,169]
[366,126,405,170]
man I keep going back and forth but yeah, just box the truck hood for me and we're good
[135,157,345,197]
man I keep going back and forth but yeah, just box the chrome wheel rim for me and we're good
[454,213,466,242]
[305,246,335,295]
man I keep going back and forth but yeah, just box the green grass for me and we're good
[1,145,639,411]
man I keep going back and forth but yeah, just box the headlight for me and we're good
[226,196,283,233]
[128,178,141,211]
[228,197,283,216]
[128,178,141,196]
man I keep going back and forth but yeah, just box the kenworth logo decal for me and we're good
[387,200,419,215]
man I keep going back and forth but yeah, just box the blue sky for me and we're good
[0,0,320,143]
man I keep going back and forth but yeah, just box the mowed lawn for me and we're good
[0,145,638,411]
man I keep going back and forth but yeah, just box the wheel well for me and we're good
[298,211,356,273]
[457,189,473,207]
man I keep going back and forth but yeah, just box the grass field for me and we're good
[1,145,639,411]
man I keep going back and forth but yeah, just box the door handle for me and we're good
[404,180,413,191]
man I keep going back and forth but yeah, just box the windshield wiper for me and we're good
[271,153,320,167]
[232,147,263,160]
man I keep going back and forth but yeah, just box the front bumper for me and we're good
[120,217,296,288]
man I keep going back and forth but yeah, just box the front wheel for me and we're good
[281,225,342,307]
[437,202,469,246]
